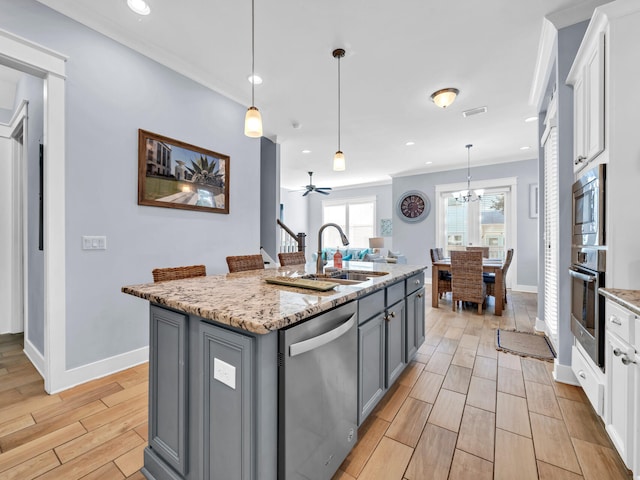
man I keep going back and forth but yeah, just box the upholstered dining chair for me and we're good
[226,254,265,273]
[152,264,206,283]
[277,251,307,266]
[485,248,514,304]
[451,250,486,314]
[430,248,452,299]
[467,246,490,258]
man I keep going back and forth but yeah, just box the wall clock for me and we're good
[397,190,430,223]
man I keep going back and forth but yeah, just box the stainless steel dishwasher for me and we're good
[278,301,358,480]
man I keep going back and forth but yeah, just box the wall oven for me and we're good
[570,247,606,370]
[572,164,605,246]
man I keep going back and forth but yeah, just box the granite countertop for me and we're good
[599,288,640,316]
[122,261,426,334]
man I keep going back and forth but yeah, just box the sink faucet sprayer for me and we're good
[316,223,349,274]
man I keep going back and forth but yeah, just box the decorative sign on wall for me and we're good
[138,129,230,214]
[380,218,392,237]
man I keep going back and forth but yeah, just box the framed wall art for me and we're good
[138,129,230,214]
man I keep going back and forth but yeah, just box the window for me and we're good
[436,178,516,266]
[322,197,375,248]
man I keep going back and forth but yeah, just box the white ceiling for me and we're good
[29,0,608,190]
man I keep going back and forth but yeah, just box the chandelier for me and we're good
[453,144,484,203]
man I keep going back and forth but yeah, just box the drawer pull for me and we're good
[417,293,423,299]
[609,315,622,326]
[389,311,396,318]
[577,370,587,380]
[613,348,623,357]
[415,279,421,285]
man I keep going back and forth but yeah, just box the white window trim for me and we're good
[435,176,518,288]
[322,196,377,247]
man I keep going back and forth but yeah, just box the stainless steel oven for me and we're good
[572,164,605,246]
[570,247,606,370]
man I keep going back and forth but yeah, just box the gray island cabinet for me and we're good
[122,262,426,480]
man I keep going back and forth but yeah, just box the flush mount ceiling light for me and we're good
[127,0,150,15]
[453,144,483,203]
[244,0,263,138]
[431,88,459,108]
[333,48,346,171]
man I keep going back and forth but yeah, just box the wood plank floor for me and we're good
[0,290,632,479]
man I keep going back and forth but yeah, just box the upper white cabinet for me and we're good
[567,31,605,173]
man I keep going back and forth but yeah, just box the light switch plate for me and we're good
[213,358,236,389]
[82,235,107,250]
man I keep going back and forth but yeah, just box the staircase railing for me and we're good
[277,219,306,254]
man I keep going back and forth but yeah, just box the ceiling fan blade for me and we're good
[302,190,310,197]
[317,189,330,195]
[316,187,332,191]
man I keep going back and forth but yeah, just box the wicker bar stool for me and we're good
[152,264,206,283]
[226,254,265,273]
[278,251,307,266]
[451,250,486,314]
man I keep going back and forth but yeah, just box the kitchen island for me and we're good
[122,261,427,480]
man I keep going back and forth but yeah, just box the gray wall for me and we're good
[393,159,539,288]
[260,137,280,260]
[536,21,588,367]
[13,74,45,353]
[1,0,261,369]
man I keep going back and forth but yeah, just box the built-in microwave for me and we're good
[572,164,605,246]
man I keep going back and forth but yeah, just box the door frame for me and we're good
[0,27,67,393]
[435,176,518,288]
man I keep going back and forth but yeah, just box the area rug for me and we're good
[496,329,556,361]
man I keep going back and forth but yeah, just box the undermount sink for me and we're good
[303,269,389,285]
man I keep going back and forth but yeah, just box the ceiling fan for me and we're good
[302,171,332,196]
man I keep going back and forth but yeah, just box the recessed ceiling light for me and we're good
[520,146,531,150]
[248,74,263,85]
[127,0,151,15]
[405,141,415,146]
[525,116,537,123]
[425,161,433,165]
[302,149,311,154]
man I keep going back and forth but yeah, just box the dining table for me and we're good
[431,258,505,316]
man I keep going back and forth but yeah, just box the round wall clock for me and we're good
[397,190,430,223]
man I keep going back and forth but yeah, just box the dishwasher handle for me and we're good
[289,314,356,357]
[568,267,596,283]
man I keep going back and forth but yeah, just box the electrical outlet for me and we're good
[82,236,107,250]
[213,358,236,389]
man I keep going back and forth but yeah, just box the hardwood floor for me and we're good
[0,290,632,479]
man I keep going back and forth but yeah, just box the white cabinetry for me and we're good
[567,32,605,173]
[604,299,637,470]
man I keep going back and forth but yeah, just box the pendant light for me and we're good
[333,48,346,171]
[453,144,483,202]
[244,0,263,137]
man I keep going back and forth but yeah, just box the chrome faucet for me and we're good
[316,223,350,274]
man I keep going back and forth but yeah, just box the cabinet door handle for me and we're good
[384,314,390,322]
[613,348,623,357]
[622,356,636,366]
[415,279,421,285]
[574,155,586,165]
[417,293,423,298]
[577,370,587,379]
[609,315,622,326]
[389,311,396,318]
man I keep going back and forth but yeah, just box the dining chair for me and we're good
[152,264,206,282]
[451,250,486,314]
[430,248,452,299]
[485,248,514,304]
[467,246,490,258]
[278,251,307,266]
[226,254,265,273]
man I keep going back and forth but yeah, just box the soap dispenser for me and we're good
[333,248,343,268]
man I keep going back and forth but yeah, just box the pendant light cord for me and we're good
[337,54,341,151]
[251,0,255,107]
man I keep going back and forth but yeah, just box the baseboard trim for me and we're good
[23,338,45,379]
[513,284,537,293]
[48,346,149,394]
[553,361,579,385]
